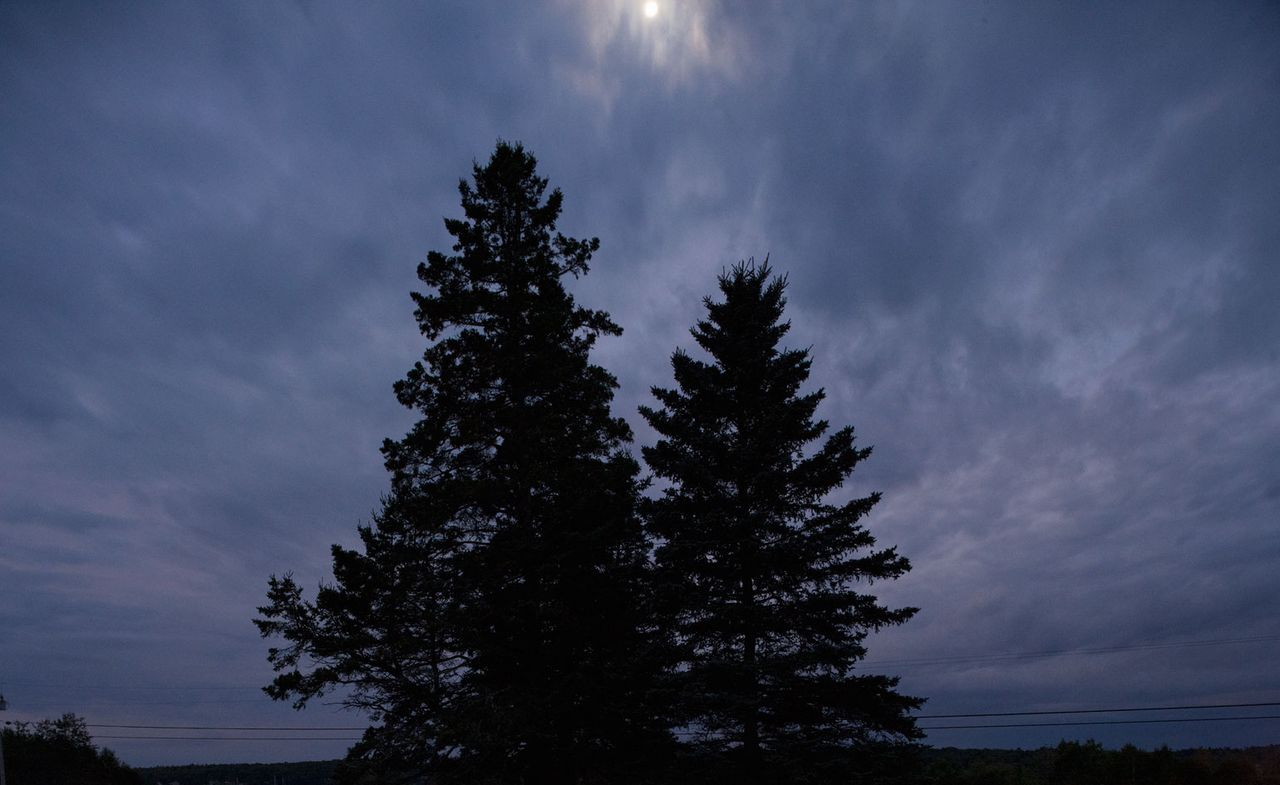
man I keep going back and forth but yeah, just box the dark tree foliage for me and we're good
[257,142,669,785]
[916,742,1280,785]
[2,714,143,785]
[137,760,339,785]
[640,261,921,784]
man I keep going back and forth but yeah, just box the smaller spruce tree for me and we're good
[640,261,921,784]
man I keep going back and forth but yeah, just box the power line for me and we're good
[72,699,274,706]
[80,702,1280,731]
[7,682,261,692]
[922,715,1280,730]
[88,717,1280,741]
[82,715,1280,741]
[88,723,367,731]
[91,735,362,742]
[9,634,1275,695]
[864,634,1280,669]
[917,700,1280,719]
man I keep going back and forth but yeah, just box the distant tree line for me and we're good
[1,713,142,785]
[137,759,339,785]
[919,740,1280,785]
[128,742,1280,785]
[256,142,920,785]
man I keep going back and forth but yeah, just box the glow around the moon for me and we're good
[643,1,659,18]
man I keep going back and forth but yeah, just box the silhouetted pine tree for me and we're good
[640,261,921,784]
[258,142,669,785]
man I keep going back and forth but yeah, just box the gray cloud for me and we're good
[2,0,1277,764]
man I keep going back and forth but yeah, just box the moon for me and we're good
[643,1,659,18]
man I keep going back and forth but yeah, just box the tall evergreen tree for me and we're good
[640,261,921,784]
[257,142,668,785]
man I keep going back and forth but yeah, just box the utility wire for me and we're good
[865,634,1280,669]
[5,678,351,692]
[79,702,1280,731]
[916,700,1280,719]
[88,723,368,731]
[7,682,261,692]
[91,735,362,741]
[922,715,1280,730]
[11,634,1276,693]
[40,696,269,703]
[87,716,1280,741]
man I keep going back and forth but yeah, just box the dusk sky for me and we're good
[2,0,1278,768]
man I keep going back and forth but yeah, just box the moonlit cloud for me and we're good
[560,0,745,106]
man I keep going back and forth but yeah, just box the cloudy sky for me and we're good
[2,0,1278,767]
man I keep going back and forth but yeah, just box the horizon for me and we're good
[108,739,1280,771]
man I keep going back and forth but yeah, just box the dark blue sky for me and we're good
[2,0,1278,767]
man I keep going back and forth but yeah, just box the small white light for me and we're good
[643,1,659,18]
